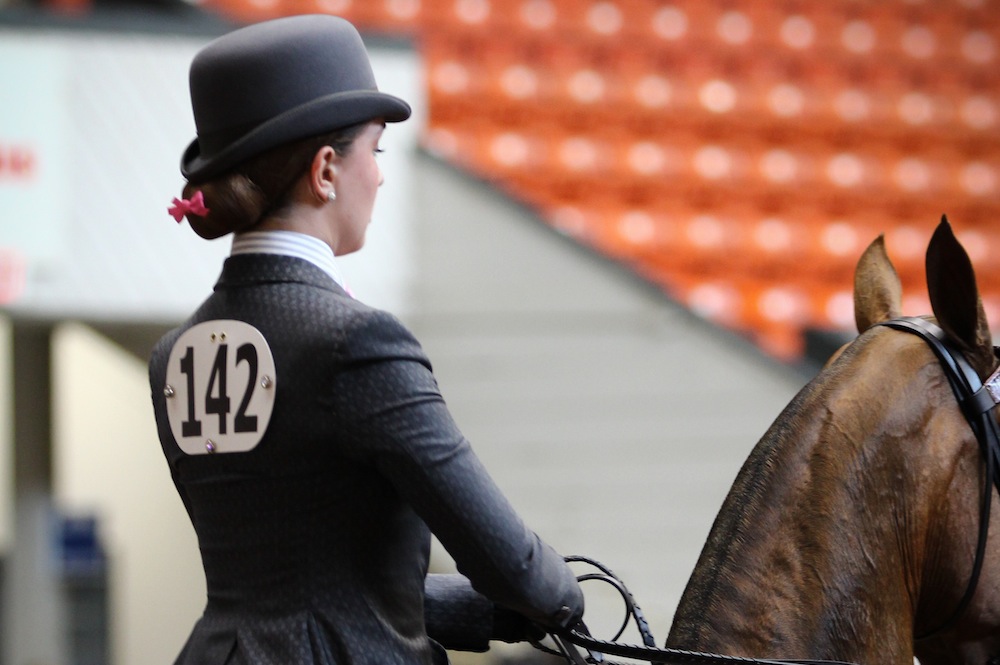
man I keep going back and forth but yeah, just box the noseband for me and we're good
[877,317,1000,639]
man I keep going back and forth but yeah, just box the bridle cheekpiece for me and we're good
[877,316,1000,639]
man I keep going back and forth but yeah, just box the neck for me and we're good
[666,342,942,665]
[257,210,337,251]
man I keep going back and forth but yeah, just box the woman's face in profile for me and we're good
[332,120,386,256]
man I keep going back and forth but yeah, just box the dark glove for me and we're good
[491,604,548,644]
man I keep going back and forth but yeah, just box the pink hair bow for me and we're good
[168,190,210,223]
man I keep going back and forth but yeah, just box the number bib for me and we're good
[164,320,277,455]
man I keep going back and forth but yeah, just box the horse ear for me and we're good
[927,215,994,376]
[854,234,902,333]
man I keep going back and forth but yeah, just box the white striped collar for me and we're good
[231,231,347,290]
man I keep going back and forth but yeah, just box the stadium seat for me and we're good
[200,0,1000,361]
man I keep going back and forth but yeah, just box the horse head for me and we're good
[666,218,1000,665]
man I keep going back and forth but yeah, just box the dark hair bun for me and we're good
[182,178,265,240]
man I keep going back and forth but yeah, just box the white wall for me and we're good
[0,26,422,321]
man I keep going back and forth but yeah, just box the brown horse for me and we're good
[665,220,1000,665]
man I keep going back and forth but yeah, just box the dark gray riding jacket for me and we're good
[148,254,583,664]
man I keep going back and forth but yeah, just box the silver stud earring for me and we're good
[327,190,337,202]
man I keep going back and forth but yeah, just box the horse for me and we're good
[664,219,1000,665]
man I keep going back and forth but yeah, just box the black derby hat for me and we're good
[181,14,411,183]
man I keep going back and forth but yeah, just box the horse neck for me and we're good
[666,334,962,664]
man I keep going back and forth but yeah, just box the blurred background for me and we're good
[0,0,998,663]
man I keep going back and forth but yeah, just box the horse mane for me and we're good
[666,374,823,638]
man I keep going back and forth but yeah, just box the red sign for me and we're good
[0,143,37,181]
[0,249,26,304]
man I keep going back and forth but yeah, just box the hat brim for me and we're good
[181,90,411,184]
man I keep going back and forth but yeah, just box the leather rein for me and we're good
[538,557,859,665]
[541,316,1000,664]
[877,316,1000,639]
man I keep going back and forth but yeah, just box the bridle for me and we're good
[876,316,1000,639]
[540,317,1000,664]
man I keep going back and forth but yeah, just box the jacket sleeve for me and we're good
[328,309,585,631]
[424,574,492,652]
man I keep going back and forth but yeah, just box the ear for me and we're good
[854,234,902,333]
[307,146,339,204]
[927,216,995,377]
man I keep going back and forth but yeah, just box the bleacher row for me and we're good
[200,0,1000,361]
